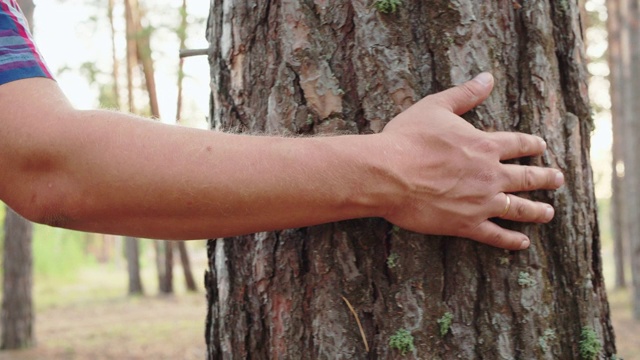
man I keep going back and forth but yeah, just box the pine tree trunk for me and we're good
[2,1,36,349]
[1,208,34,349]
[124,236,144,295]
[607,0,628,290]
[157,241,173,294]
[107,0,121,111]
[204,1,616,358]
[622,0,640,320]
[177,242,198,292]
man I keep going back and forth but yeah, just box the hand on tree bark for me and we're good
[379,72,564,250]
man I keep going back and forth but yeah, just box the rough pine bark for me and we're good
[1,208,34,349]
[204,1,616,358]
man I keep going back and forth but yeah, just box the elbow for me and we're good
[4,180,77,229]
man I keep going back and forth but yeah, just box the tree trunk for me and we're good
[177,242,198,292]
[1,208,34,349]
[621,0,640,320]
[204,1,615,358]
[2,1,36,350]
[173,0,198,294]
[157,241,173,294]
[107,0,121,111]
[607,0,628,290]
[124,236,144,295]
[124,0,138,114]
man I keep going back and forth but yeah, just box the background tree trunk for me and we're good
[607,0,628,290]
[1,0,36,349]
[177,242,197,292]
[1,208,34,349]
[124,236,144,295]
[204,1,616,358]
[107,0,121,111]
[620,0,640,320]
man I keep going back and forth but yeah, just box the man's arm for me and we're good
[0,73,562,250]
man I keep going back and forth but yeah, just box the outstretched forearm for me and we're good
[0,80,388,238]
[50,111,387,238]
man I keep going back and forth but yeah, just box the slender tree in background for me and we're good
[1,0,36,349]
[607,0,628,290]
[177,242,197,292]
[1,208,33,350]
[204,1,615,358]
[124,236,144,295]
[123,0,144,296]
[126,0,174,294]
[107,0,121,111]
[613,0,640,319]
[175,0,198,293]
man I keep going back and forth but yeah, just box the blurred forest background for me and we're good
[0,0,638,359]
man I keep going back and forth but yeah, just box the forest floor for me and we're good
[0,293,206,360]
[608,288,640,360]
[0,246,209,360]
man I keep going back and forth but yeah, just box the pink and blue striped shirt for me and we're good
[0,0,52,85]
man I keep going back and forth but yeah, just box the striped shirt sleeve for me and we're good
[0,0,53,86]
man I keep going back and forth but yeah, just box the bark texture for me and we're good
[1,208,34,349]
[205,1,615,358]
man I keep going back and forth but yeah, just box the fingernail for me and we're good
[473,72,493,86]
[545,206,554,222]
[520,238,530,250]
[555,172,565,187]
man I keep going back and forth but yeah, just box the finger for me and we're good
[489,131,547,160]
[468,220,530,250]
[492,193,555,223]
[501,164,565,192]
[428,72,494,115]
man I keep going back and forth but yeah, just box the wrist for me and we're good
[319,133,403,221]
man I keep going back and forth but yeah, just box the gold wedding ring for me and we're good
[500,194,511,218]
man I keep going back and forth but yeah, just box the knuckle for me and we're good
[522,166,535,189]
[488,231,507,248]
[514,201,527,220]
[474,138,499,154]
[475,169,497,184]
[459,83,481,101]
[516,133,529,154]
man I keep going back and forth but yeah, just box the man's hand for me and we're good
[378,73,563,250]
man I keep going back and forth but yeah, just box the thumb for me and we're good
[430,72,494,115]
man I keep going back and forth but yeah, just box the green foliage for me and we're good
[386,252,400,268]
[373,0,402,14]
[579,327,601,360]
[389,328,414,356]
[437,312,454,336]
[517,271,537,287]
